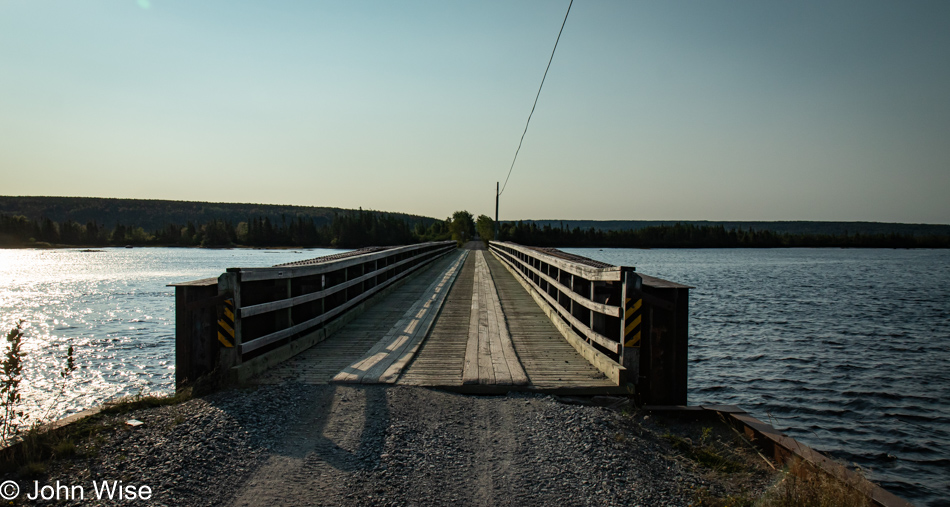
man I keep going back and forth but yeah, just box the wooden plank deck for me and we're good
[251,242,620,394]
[460,250,527,386]
[396,248,475,386]
[332,251,468,384]
[482,251,616,392]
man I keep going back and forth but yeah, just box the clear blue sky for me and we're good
[2,0,948,223]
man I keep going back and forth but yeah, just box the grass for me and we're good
[616,404,878,507]
[17,461,46,477]
[52,439,76,458]
[692,488,757,507]
[664,429,748,474]
[675,431,872,506]
[757,459,871,507]
[644,418,773,506]
[100,388,192,415]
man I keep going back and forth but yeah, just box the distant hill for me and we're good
[3,196,946,241]
[512,220,950,237]
[0,196,438,230]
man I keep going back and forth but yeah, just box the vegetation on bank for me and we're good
[647,411,872,507]
[522,219,950,238]
[0,196,436,233]
[497,220,950,248]
[1,322,26,446]
[0,209,478,249]
[1,320,194,475]
[2,207,947,249]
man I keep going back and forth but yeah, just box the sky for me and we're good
[1,0,948,224]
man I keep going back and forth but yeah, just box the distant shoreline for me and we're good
[2,243,947,251]
[0,243,345,251]
[2,196,948,249]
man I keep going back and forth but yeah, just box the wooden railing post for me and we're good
[620,269,643,386]
[217,271,241,371]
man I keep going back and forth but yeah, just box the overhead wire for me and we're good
[499,0,574,197]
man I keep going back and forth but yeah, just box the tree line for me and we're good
[494,221,950,248]
[0,209,477,249]
[3,212,946,249]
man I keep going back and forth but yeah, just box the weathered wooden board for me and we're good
[481,251,528,385]
[458,250,527,385]
[460,260,480,385]
[401,252,477,387]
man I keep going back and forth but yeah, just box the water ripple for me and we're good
[564,247,950,507]
[0,246,349,422]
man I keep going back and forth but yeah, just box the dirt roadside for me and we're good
[8,383,773,506]
[225,384,772,506]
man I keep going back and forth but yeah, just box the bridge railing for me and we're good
[173,241,456,385]
[488,241,689,404]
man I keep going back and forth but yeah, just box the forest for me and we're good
[0,196,430,232]
[2,211,947,249]
[1,192,947,250]
[496,221,950,249]
[0,209,477,248]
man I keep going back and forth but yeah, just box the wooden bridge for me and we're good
[172,241,690,402]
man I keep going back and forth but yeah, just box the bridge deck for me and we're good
[253,243,618,394]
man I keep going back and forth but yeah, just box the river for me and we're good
[0,247,349,424]
[562,247,949,506]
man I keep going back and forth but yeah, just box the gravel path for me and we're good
[23,383,771,506]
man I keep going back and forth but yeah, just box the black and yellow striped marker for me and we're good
[624,296,642,348]
[217,298,235,348]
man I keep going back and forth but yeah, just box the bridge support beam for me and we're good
[171,278,222,389]
[635,277,689,405]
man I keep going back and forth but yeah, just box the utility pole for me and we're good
[494,182,499,241]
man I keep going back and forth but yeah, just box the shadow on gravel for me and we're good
[185,383,395,505]
[299,384,390,472]
[201,383,392,472]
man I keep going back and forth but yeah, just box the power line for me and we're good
[499,0,574,197]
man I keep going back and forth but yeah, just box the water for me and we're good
[562,247,950,506]
[0,247,348,425]
[1,247,947,504]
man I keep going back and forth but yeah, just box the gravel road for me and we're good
[25,383,771,506]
